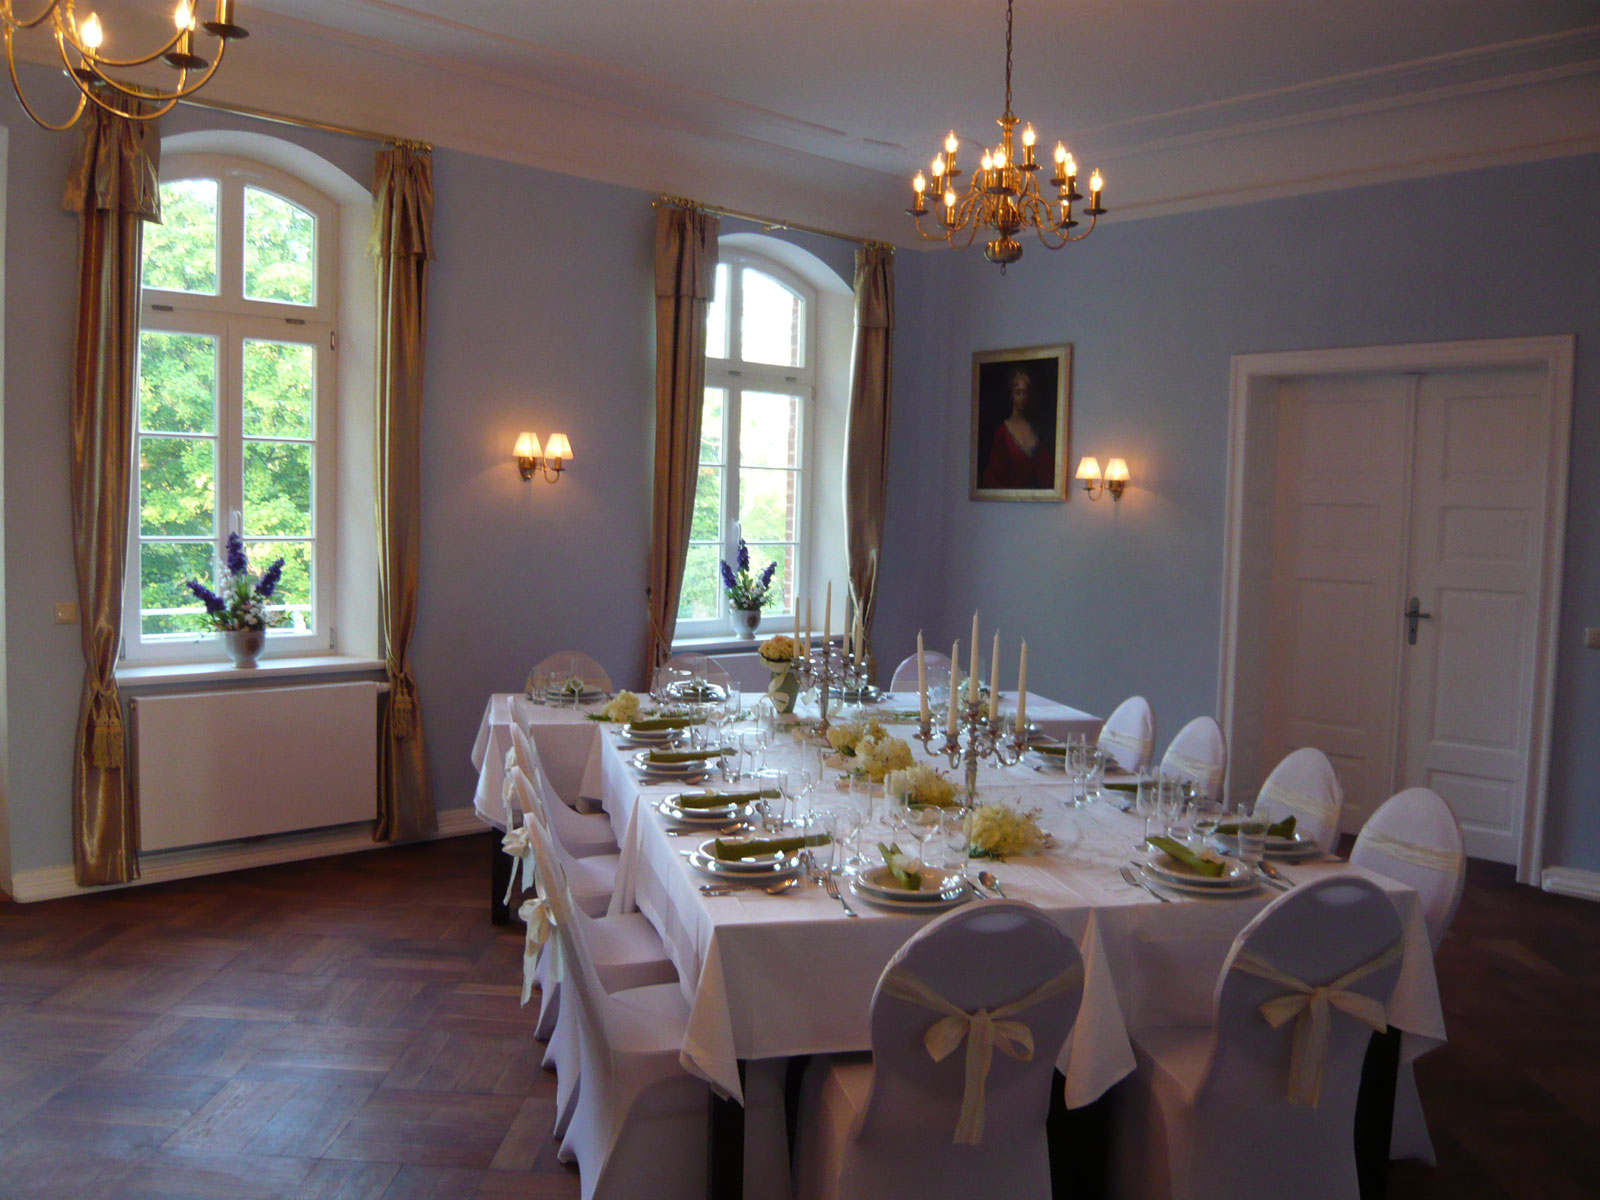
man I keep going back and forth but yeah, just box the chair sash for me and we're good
[1230,941,1402,1107]
[503,746,522,826]
[1260,777,1339,829]
[1164,749,1224,795]
[880,961,1083,1144]
[501,824,535,904]
[1357,828,1461,874]
[1100,727,1151,759]
[518,896,558,1006]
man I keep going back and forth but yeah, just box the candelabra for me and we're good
[794,643,847,737]
[916,692,1028,808]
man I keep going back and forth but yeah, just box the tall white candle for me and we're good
[1017,640,1028,730]
[969,612,980,704]
[917,630,929,722]
[948,640,961,735]
[852,608,864,667]
[824,581,832,649]
[804,597,812,658]
[794,594,800,649]
[989,631,1001,722]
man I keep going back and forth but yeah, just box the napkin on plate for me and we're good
[1215,815,1297,839]
[1028,742,1068,756]
[712,833,830,861]
[646,747,729,764]
[877,841,922,890]
[675,789,778,809]
[1146,835,1227,878]
[629,716,693,731]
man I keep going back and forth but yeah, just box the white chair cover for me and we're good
[1351,786,1466,1164]
[888,651,952,695]
[794,901,1084,1200]
[709,653,767,695]
[1115,877,1404,1200]
[1160,716,1227,801]
[532,650,613,694]
[1255,747,1343,854]
[510,725,619,860]
[655,652,733,698]
[1098,695,1155,772]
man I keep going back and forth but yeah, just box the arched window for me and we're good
[676,251,817,635]
[125,153,339,661]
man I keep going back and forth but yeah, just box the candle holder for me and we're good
[916,693,1028,808]
[829,650,883,704]
[795,643,846,736]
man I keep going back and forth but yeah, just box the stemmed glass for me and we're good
[1157,777,1189,837]
[736,730,762,783]
[754,697,778,769]
[1134,767,1160,851]
[938,806,972,879]
[1189,795,1223,848]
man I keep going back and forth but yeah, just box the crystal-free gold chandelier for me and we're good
[907,0,1105,268]
[2,1,247,130]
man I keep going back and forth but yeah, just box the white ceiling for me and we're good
[19,2,1600,242]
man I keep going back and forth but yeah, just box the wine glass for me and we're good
[938,806,972,878]
[1189,795,1223,847]
[754,696,779,768]
[1157,777,1188,837]
[906,804,944,871]
[736,729,762,783]
[1134,767,1160,851]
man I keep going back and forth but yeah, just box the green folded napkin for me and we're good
[1216,815,1297,839]
[712,833,829,861]
[1029,742,1068,756]
[1146,835,1227,878]
[645,747,730,764]
[1103,781,1138,793]
[674,789,778,810]
[878,841,922,890]
[629,716,693,731]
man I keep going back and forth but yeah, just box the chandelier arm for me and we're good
[81,41,228,108]
[2,0,69,34]
[7,26,85,129]
[79,27,191,71]
[1060,212,1100,243]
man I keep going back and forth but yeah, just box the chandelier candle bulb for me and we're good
[81,12,103,50]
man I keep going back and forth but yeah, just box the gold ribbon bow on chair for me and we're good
[1231,941,1402,1107]
[881,962,1083,1144]
[518,897,557,1006]
[501,825,535,905]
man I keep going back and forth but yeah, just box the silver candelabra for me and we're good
[916,693,1028,807]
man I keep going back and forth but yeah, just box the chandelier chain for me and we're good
[1003,0,1013,119]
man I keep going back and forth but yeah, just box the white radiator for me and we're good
[132,681,380,852]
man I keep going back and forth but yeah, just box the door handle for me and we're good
[1405,597,1432,645]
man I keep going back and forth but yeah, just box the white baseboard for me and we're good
[1540,865,1600,902]
[5,806,486,903]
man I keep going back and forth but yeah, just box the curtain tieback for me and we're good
[881,962,1083,1144]
[518,897,557,1006]
[87,685,126,768]
[1261,778,1340,827]
[1231,941,1402,1107]
[388,670,419,739]
[1357,829,1461,874]
[1163,749,1223,794]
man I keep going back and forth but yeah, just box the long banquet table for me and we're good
[470,690,1447,1195]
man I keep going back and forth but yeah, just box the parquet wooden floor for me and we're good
[1,835,1595,1199]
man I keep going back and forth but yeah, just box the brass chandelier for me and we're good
[2,1,247,130]
[907,0,1105,268]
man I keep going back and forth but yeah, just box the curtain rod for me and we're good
[655,195,893,252]
[178,96,430,151]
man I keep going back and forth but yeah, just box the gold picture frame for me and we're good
[969,344,1071,501]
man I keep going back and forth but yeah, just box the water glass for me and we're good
[807,807,840,882]
[1232,799,1269,868]
[1157,777,1189,837]
[938,806,972,875]
[756,768,788,833]
[1189,797,1223,846]
[1081,745,1105,802]
[1134,768,1161,851]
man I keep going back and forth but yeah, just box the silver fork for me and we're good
[822,872,859,917]
[1120,865,1171,903]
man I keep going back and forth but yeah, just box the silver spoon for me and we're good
[700,877,799,897]
[978,869,1007,898]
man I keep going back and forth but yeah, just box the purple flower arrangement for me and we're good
[720,538,778,611]
[186,533,287,632]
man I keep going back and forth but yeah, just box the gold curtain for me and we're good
[373,143,436,842]
[63,106,161,887]
[844,244,895,670]
[647,203,720,672]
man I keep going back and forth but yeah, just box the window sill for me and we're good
[116,655,387,688]
[672,632,838,656]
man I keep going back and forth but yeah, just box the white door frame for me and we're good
[1218,336,1574,884]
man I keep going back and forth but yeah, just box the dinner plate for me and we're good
[853,864,968,903]
[686,845,802,879]
[632,750,722,774]
[623,724,686,744]
[655,795,756,824]
[664,680,727,703]
[1142,847,1255,889]
[544,686,606,704]
[695,836,803,871]
[1025,749,1068,772]
[847,878,970,912]
[1136,866,1261,899]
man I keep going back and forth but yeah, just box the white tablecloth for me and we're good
[472,694,1446,1111]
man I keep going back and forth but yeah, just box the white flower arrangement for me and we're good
[883,762,960,808]
[826,718,885,756]
[968,801,1051,860]
[854,733,913,782]
[598,690,641,723]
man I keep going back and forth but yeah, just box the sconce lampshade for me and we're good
[1104,457,1129,482]
[513,431,541,460]
[1075,456,1102,481]
[543,432,573,462]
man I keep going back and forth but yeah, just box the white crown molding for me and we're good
[9,15,1597,244]
[4,806,483,903]
[1542,866,1600,903]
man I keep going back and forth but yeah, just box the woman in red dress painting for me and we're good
[982,366,1053,489]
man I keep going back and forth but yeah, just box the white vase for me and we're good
[222,629,265,668]
[729,608,761,640]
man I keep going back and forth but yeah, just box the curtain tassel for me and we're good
[389,681,418,739]
[88,692,125,768]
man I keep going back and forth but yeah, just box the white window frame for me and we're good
[677,250,818,640]
[123,153,338,664]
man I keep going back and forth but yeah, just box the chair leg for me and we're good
[1355,1027,1401,1199]
[1048,1069,1113,1200]
[709,1060,747,1200]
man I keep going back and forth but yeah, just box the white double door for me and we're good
[1263,366,1553,862]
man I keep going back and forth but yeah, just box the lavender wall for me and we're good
[891,154,1600,872]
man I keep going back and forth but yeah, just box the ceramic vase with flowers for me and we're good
[185,533,287,668]
[721,539,776,640]
[758,634,800,714]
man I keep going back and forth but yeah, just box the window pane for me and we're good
[243,340,314,437]
[138,331,216,434]
[244,187,315,305]
[700,387,725,465]
[690,464,722,542]
[139,436,215,536]
[678,544,719,620]
[140,541,218,637]
[244,441,313,537]
[738,467,798,543]
[739,391,799,468]
[740,268,803,367]
[142,179,218,295]
[246,540,313,631]
[740,542,792,614]
[706,263,729,359]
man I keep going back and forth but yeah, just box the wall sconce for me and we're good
[1075,455,1128,501]
[514,431,573,483]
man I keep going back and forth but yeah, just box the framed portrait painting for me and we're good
[969,344,1071,501]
